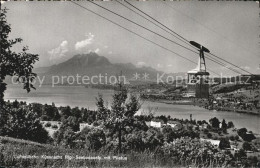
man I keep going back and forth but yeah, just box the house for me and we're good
[200,138,220,147]
[199,123,209,129]
[167,123,177,128]
[167,121,182,130]
[146,119,165,128]
[79,123,93,132]
[150,121,162,128]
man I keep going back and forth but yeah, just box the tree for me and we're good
[238,128,247,138]
[97,82,141,153]
[0,7,39,132]
[71,106,82,119]
[237,128,255,142]
[60,106,72,119]
[1,106,50,143]
[221,119,228,134]
[53,127,76,148]
[221,119,227,130]
[96,94,109,121]
[85,128,106,151]
[219,138,230,149]
[234,149,247,160]
[162,126,176,142]
[42,104,60,121]
[209,117,220,129]
[60,116,79,132]
[227,121,234,128]
[242,142,252,151]
[0,8,39,105]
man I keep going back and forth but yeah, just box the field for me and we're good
[0,136,178,168]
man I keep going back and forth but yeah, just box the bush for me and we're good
[227,121,234,128]
[85,129,106,151]
[229,135,235,141]
[209,117,220,128]
[219,138,230,149]
[51,124,58,129]
[41,115,49,121]
[238,128,256,142]
[1,107,50,143]
[45,122,51,127]
[234,149,247,160]
[243,142,252,151]
[203,129,209,134]
[235,135,240,141]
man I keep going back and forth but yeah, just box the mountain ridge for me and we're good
[33,53,186,84]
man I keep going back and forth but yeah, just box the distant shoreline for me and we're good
[143,98,260,116]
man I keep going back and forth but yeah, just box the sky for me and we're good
[3,1,260,76]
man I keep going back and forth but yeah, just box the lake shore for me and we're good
[142,97,260,116]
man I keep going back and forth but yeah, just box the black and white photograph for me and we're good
[0,0,260,167]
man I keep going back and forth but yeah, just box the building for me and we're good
[150,120,162,128]
[201,138,220,147]
[167,120,182,130]
[79,123,92,132]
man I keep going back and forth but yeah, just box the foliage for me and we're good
[85,128,106,151]
[96,94,109,121]
[0,100,259,167]
[0,105,50,143]
[45,122,51,127]
[51,124,58,129]
[42,104,60,121]
[219,138,230,149]
[0,8,39,105]
[227,121,234,128]
[238,128,256,142]
[234,149,247,160]
[101,83,141,153]
[0,8,39,142]
[207,132,212,139]
[242,142,252,151]
[209,117,220,129]
[161,137,232,167]
[221,119,227,131]
[2,136,254,168]
[53,127,76,148]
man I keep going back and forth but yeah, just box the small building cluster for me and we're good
[146,119,182,129]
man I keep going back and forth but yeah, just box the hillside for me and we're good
[34,53,185,85]
[0,136,184,167]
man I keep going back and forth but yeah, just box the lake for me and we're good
[5,84,260,134]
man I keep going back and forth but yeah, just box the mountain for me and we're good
[34,53,186,85]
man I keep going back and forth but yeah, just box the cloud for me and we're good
[167,64,173,67]
[108,51,113,55]
[137,61,146,67]
[75,33,94,51]
[48,40,68,62]
[104,45,108,49]
[94,48,100,53]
